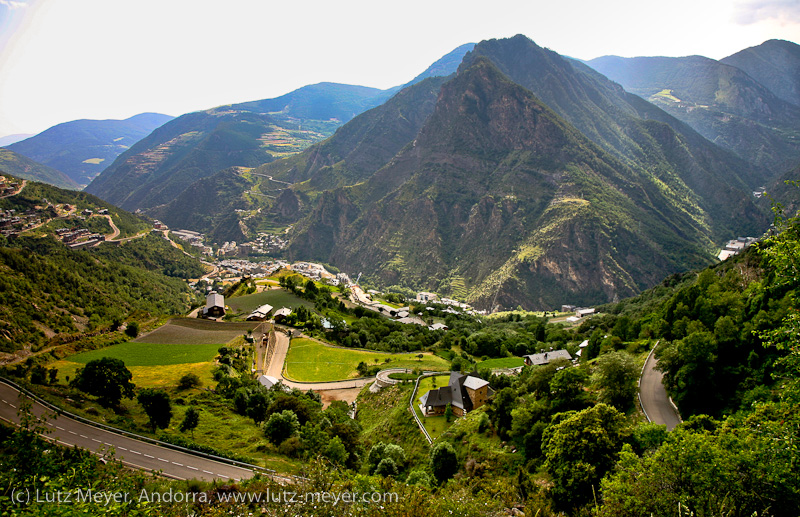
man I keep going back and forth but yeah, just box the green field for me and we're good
[135,318,258,344]
[226,289,315,314]
[67,342,221,366]
[475,356,525,370]
[283,338,450,382]
[50,318,254,388]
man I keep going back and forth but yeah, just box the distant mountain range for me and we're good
[721,39,800,107]
[7,113,173,188]
[0,147,78,190]
[148,35,774,309]
[84,44,475,210]
[0,134,34,147]
[61,36,800,309]
[584,46,800,172]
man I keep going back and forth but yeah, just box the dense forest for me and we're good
[0,234,199,353]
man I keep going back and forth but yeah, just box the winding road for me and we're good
[0,379,256,482]
[639,346,682,431]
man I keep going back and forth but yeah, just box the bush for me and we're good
[263,410,300,445]
[125,322,139,338]
[430,442,458,483]
[177,373,201,390]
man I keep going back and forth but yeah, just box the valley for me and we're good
[1,32,800,517]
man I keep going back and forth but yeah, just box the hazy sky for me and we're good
[1,0,799,137]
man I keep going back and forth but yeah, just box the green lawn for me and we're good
[226,289,315,314]
[283,338,449,382]
[476,356,525,370]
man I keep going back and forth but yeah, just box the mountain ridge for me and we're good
[8,113,173,187]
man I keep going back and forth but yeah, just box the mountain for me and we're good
[404,43,476,85]
[0,134,34,147]
[461,36,765,223]
[0,148,78,189]
[284,52,766,309]
[584,54,800,172]
[722,39,800,107]
[85,45,474,212]
[8,113,173,187]
[147,76,450,242]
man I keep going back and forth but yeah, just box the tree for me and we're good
[263,409,299,445]
[444,403,454,423]
[489,387,516,437]
[137,388,172,433]
[179,407,199,439]
[367,442,406,474]
[30,365,47,385]
[125,321,139,338]
[430,441,458,484]
[177,373,201,390]
[374,457,399,477]
[246,391,270,423]
[72,357,135,407]
[593,351,638,412]
[542,403,630,510]
[323,436,348,466]
[549,366,590,413]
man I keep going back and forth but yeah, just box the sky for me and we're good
[1,0,799,137]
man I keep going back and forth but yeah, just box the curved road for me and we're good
[639,347,682,431]
[0,380,255,482]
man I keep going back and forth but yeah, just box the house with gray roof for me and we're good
[202,291,225,318]
[523,349,572,366]
[420,372,493,417]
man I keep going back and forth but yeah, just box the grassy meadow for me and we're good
[50,319,256,389]
[475,356,524,370]
[283,338,450,382]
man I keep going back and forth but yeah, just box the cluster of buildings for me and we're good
[217,259,284,279]
[289,262,337,283]
[560,305,596,323]
[718,236,757,261]
[55,227,106,248]
[0,176,21,197]
[170,229,213,255]
[0,208,41,237]
[214,233,289,258]
[252,232,288,253]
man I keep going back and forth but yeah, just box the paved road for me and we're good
[0,380,255,482]
[639,348,682,431]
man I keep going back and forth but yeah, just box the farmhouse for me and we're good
[523,349,572,366]
[273,307,292,323]
[420,372,493,417]
[247,304,274,321]
[203,291,225,318]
